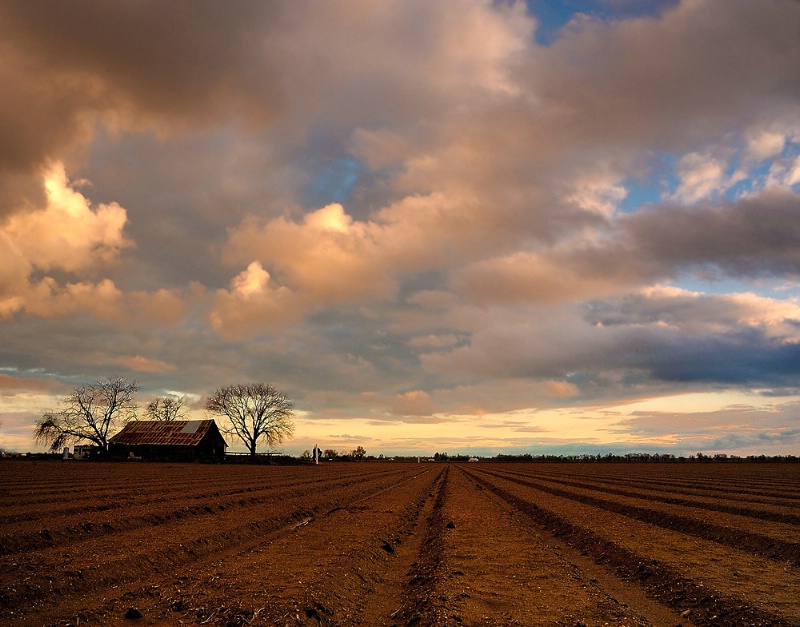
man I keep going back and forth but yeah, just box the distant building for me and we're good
[73,444,100,459]
[109,420,227,461]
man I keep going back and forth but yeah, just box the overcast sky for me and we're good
[2,0,800,457]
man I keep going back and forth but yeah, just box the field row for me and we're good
[464,465,800,626]
[0,461,798,626]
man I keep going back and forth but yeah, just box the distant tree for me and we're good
[299,450,312,462]
[323,449,339,460]
[144,396,187,421]
[205,383,294,456]
[34,378,138,452]
[352,445,366,460]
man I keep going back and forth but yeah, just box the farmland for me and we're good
[0,461,798,626]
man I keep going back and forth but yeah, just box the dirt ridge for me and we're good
[464,466,795,627]
[1,461,798,626]
[481,467,800,566]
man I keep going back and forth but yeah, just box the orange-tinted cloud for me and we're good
[115,355,175,373]
[4,162,131,272]
[390,390,437,417]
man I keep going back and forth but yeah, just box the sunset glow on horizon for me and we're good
[2,0,800,457]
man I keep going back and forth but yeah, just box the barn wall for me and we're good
[110,442,224,462]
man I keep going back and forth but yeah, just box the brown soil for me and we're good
[1,460,798,626]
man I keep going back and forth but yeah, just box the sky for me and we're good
[2,0,800,458]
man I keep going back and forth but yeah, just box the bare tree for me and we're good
[352,445,366,460]
[205,383,294,456]
[34,378,138,452]
[144,396,187,421]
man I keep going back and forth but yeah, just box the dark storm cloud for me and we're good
[0,1,284,219]
[576,287,800,387]
[619,189,800,279]
[523,0,800,157]
[0,44,89,215]
[423,283,800,398]
[522,188,800,295]
[0,0,282,124]
[601,327,800,385]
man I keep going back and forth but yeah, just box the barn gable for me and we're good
[109,420,227,461]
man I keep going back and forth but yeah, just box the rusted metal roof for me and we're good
[110,420,225,447]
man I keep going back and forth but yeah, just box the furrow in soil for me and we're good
[464,466,799,627]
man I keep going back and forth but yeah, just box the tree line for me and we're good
[299,446,367,461]
[34,377,294,457]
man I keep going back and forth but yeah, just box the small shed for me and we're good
[109,420,227,461]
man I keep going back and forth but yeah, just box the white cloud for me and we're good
[210,261,301,337]
[766,154,800,189]
[4,162,131,273]
[672,152,730,203]
[747,130,786,161]
[789,156,800,186]
[223,207,393,308]
[304,203,352,234]
[0,162,138,321]
[231,261,273,298]
[566,174,628,217]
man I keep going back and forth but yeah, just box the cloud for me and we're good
[0,373,70,451]
[2,0,800,456]
[589,285,800,334]
[545,380,580,398]
[0,0,283,130]
[671,153,735,203]
[0,234,29,316]
[218,192,517,331]
[115,355,175,374]
[389,390,437,417]
[224,205,395,302]
[747,130,787,161]
[0,163,155,318]
[0,161,136,321]
[566,173,628,217]
[451,251,627,305]
[22,278,124,319]
[523,0,800,156]
[420,285,800,396]
[617,188,800,279]
[0,372,61,394]
[4,162,131,273]
[455,187,800,309]
[0,44,94,217]
[610,400,800,452]
[210,262,302,337]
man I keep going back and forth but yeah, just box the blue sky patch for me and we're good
[526,0,680,45]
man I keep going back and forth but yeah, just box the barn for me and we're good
[109,420,227,461]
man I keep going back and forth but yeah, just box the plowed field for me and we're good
[1,461,798,626]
